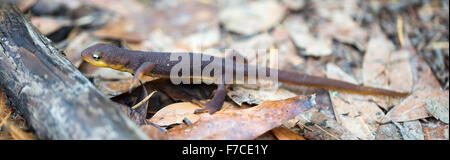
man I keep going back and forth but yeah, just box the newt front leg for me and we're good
[130,62,155,92]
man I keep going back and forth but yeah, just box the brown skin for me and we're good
[81,43,409,113]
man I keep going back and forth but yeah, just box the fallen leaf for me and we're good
[180,27,220,50]
[64,32,101,67]
[281,0,305,11]
[387,50,414,92]
[296,108,358,140]
[422,120,449,140]
[425,98,449,124]
[149,102,205,126]
[219,0,286,35]
[394,120,425,140]
[95,0,219,43]
[381,89,447,123]
[313,0,360,19]
[165,95,312,140]
[139,125,168,140]
[284,16,332,56]
[326,63,384,140]
[17,0,37,11]
[80,0,144,17]
[363,32,413,109]
[227,86,297,106]
[254,131,277,140]
[375,123,402,140]
[381,55,449,123]
[31,16,71,35]
[363,32,395,90]
[271,126,305,140]
[318,11,367,50]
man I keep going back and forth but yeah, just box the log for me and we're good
[0,2,148,139]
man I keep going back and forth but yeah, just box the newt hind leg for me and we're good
[194,83,227,114]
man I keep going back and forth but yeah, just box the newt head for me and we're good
[81,43,132,73]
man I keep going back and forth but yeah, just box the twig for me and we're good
[132,91,157,110]
[397,15,405,47]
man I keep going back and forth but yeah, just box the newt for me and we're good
[81,43,409,114]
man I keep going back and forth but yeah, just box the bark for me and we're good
[0,2,148,139]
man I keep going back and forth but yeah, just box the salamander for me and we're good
[81,43,409,113]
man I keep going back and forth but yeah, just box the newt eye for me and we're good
[92,52,101,61]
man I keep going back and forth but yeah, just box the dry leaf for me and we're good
[254,131,277,140]
[284,16,332,56]
[64,32,101,67]
[17,0,37,11]
[165,95,312,140]
[149,102,205,126]
[271,126,305,140]
[227,86,297,105]
[363,32,413,109]
[318,11,367,50]
[381,89,447,123]
[422,120,449,140]
[313,0,360,18]
[281,0,305,11]
[81,0,144,17]
[381,55,449,123]
[363,32,395,89]
[375,123,402,140]
[425,99,449,124]
[326,63,384,140]
[395,120,424,140]
[30,16,71,35]
[139,125,168,140]
[219,0,286,35]
[296,108,358,140]
[95,0,218,43]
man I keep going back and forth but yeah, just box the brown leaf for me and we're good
[271,127,305,140]
[94,0,218,44]
[17,0,37,11]
[381,89,447,123]
[284,16,332,56]
[381,55,448,123]
[318,11,368,50]
[81,0,144,17]
[296,108,358,140]
[254,131,277,140]
[326,63,384,140]
[425,98,449,124]
[227,85,297,106]
[165,95,312,140]
[0,88,6,118]
[139,125,168,140]
[395,120,425,140]
[219,0,286,35]
[375,123,402,140]
[0,88,12,125]
[363,32,412,109]
[422,120,449,140]
[30,16,71,35]
[5,122,35,140]
[64,32,101,67]
[149,102,204,126]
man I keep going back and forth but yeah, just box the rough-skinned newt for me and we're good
[81,43,409,113]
